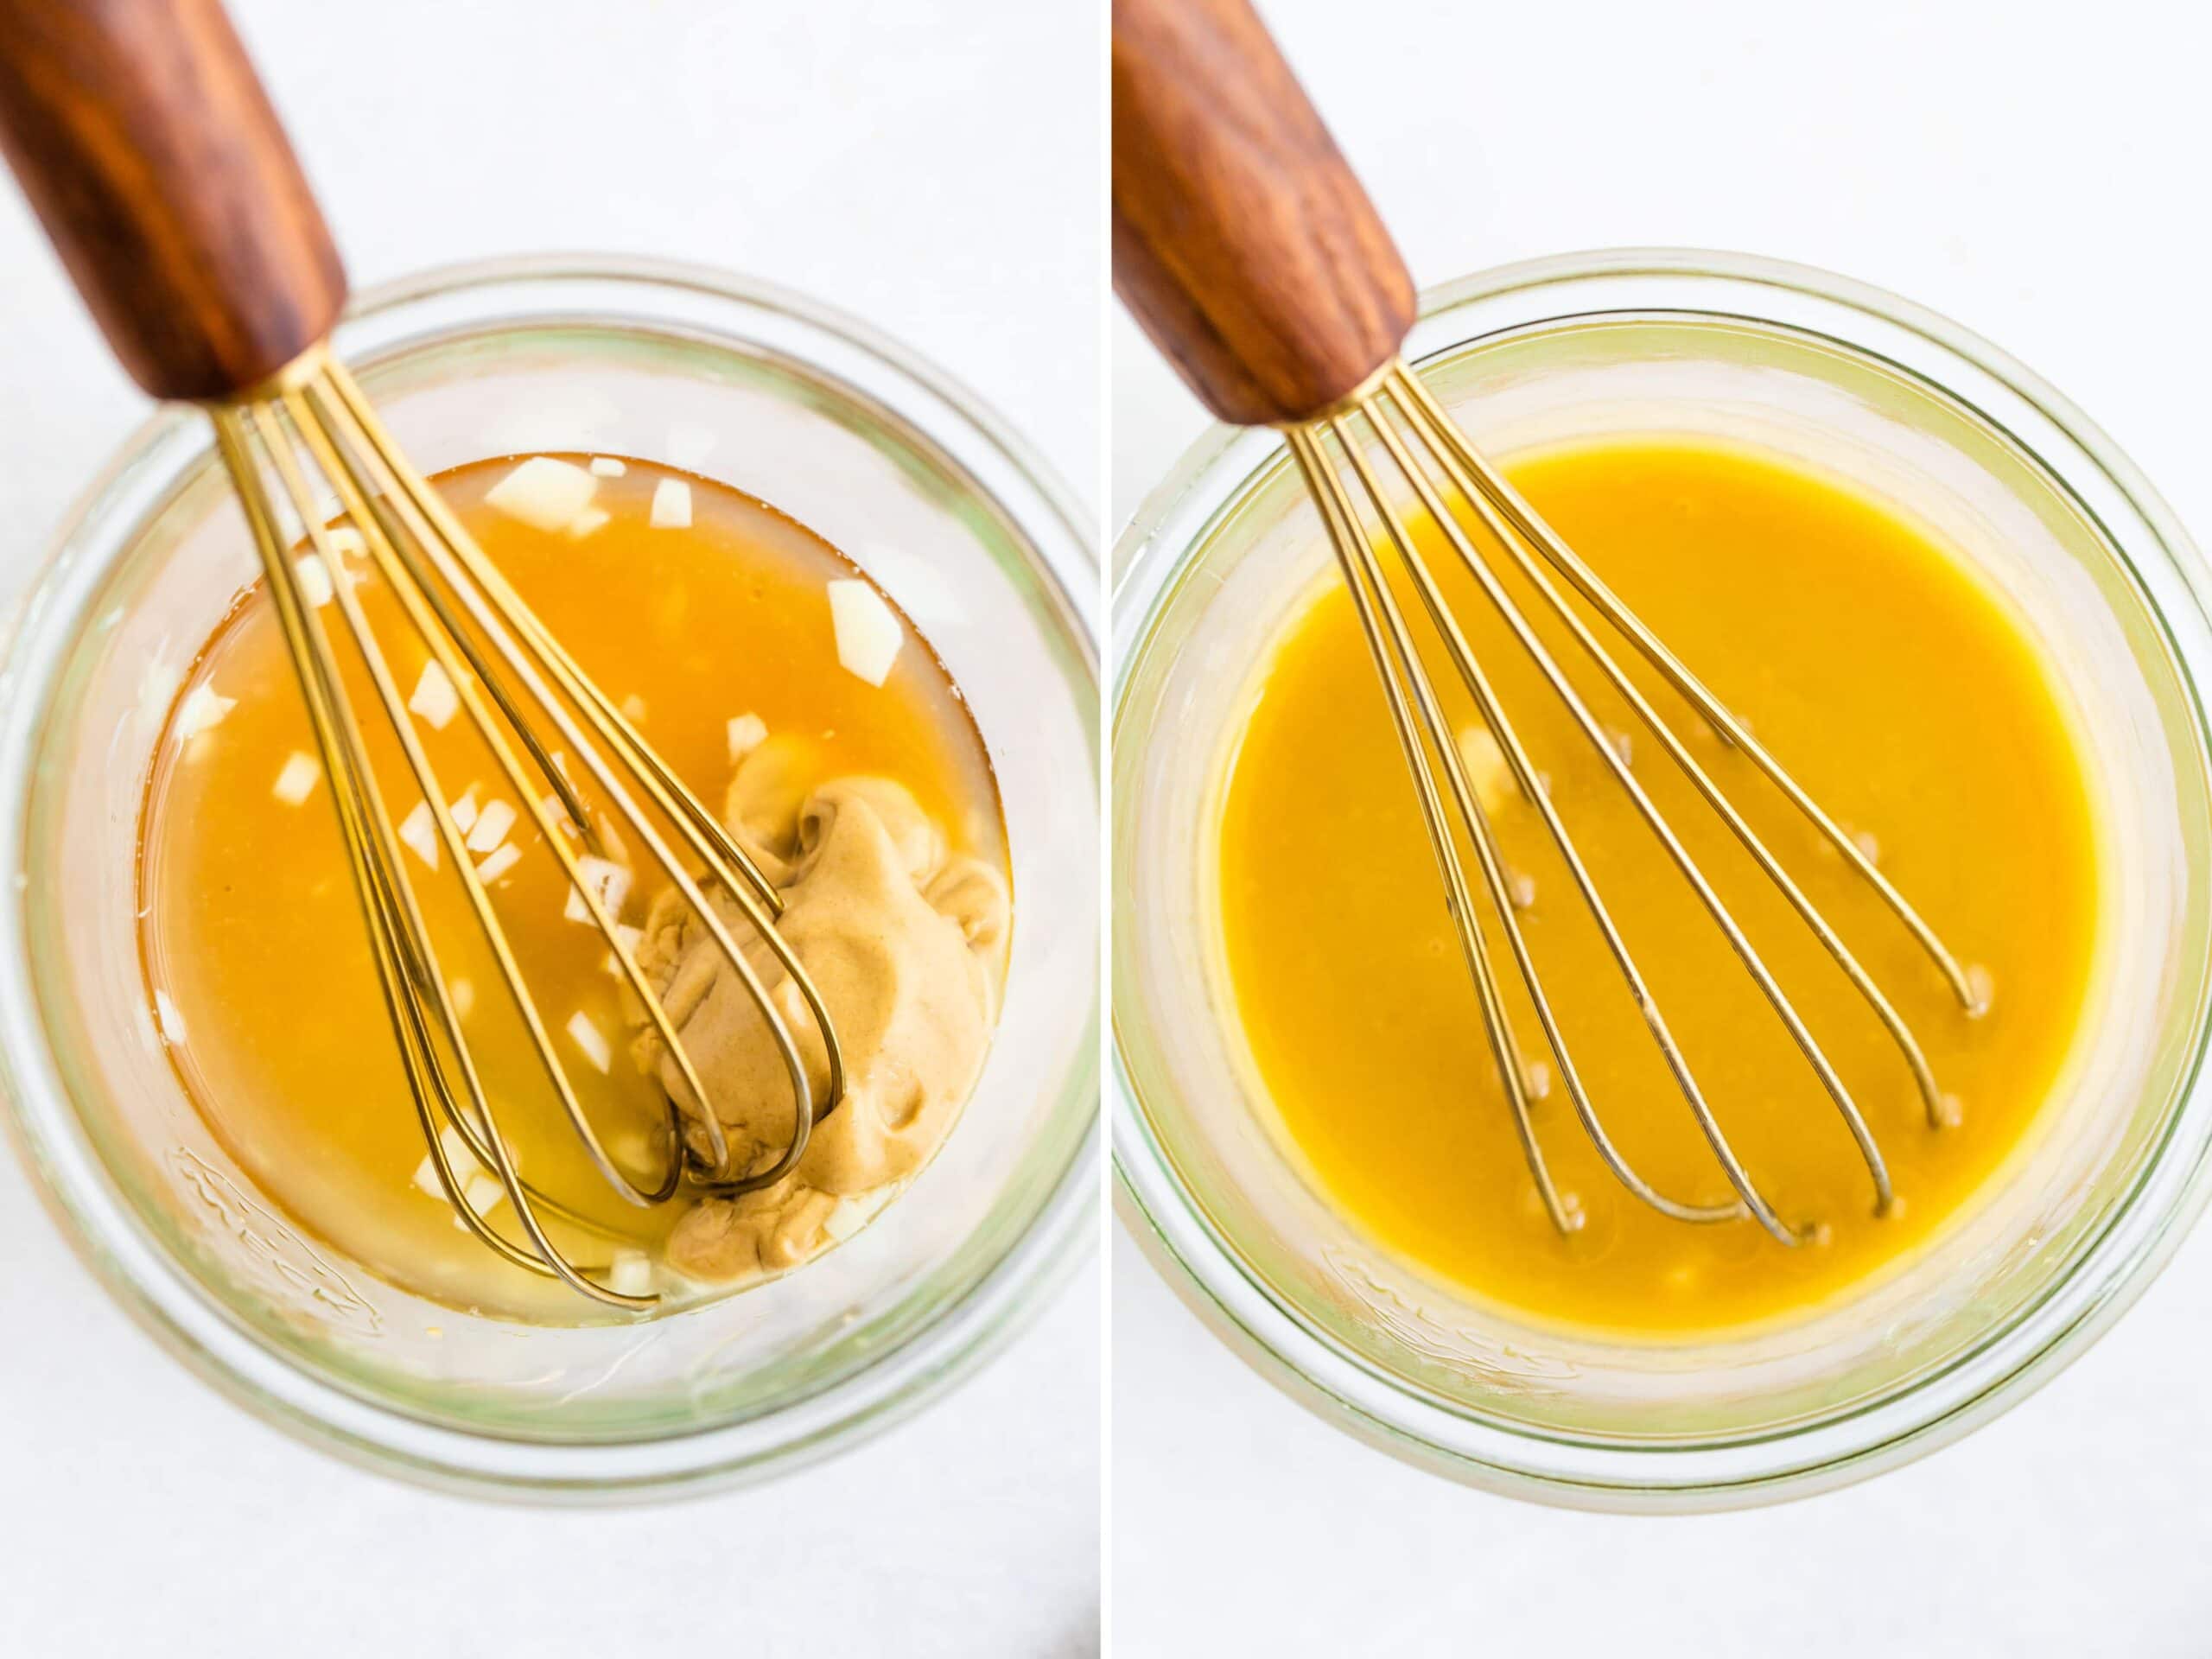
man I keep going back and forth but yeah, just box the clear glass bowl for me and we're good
[0,255,1098,1500]
[1113,249,2212,1510]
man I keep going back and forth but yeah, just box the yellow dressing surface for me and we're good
[1214,437,2100,1336]
[139,455,1005,1319]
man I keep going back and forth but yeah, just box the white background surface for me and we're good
[0,3,1099,1656]
[1112,1,2212,1654]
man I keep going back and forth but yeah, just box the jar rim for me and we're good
[0,252,1100,1501]
[1110,246,2212,1510]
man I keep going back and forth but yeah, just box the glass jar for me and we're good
[0,254,1098,1500]
[1112,249,2212,1510]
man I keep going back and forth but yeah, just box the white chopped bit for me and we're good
[603,925,645,974]
[607,1247,652,1297]
[567,506,611,539]
[409,660,459,730]
[466,798,517,855]
[294,553,334,607]
[397,801,440,870]
[484,456,600,533]
[1454,726,1515,816]
[461,1173,505,1217]
[1966,963,1996,1019]
[448,787,480,834]
[726,711,768,763]
[438,1124,482,1179]
[272,752,321,805]
[649,477,692,530]
[549,750,570,779]
[827,578,902,686]
[448,978,475,1020]
[1508,870,1537,911]
[563,855,633,924]
[1851,829,1881,865]
[154,989,188,1044]
[474,843,522,884]
[1605,727,1635,767]
[1936,1093,1966,1128]
[174,684,235,743]
[588,456,626,478]
[565,1009,612,1073]
[326,526,366,556]
[618,693,648,725]
[1523,1060,1553,1102]
[411,1154,444,1199]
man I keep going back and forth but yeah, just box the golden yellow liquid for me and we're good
[139,456,1006,1319]
[1215,438,2100,1335]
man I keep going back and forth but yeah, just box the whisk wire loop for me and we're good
[202,350,849,1305]
[1282,362,1982,1241]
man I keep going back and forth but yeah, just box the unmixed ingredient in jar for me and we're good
[1215,436,2100,1335]
[138,454,1009,1320]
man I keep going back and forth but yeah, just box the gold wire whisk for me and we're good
[1114,0,1982,1243]
[208,350,848,1305]
[0,1,850,1306]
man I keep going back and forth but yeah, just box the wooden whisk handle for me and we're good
[0,0,346,402]
[1111,0,1415,427]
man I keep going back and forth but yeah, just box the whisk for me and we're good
[1112,0,1982,1243]
[0,0,840,1306]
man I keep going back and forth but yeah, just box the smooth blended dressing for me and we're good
[139,455,1007,1319]
[1215,438,2100,1336]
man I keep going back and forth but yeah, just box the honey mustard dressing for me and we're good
[1214,437,2101,1335]
[139,454,1007,1318]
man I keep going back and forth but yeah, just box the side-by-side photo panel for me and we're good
[0,3,1098,1655]
[1110,0,2212,1653]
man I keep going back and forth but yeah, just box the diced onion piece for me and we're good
[588,456,626,478]
[448,978,475,1019]
[397,801,440,869]
[1454,726,1515,817]
[448,787,480,833]
[466,798,517,855]
[461,1173,505,1217]
[567,506,611,539]
[619,693,648,723]
[566,1009,612,1073]
[472,845,520,885]
[563,855,633,924]
[174,684,235,743]
[294,553,334,607]
[438,1125,482,1179]
[474,843,522,884]
[726,711,767,763]
[484,455,599,533]
[154,988,188,1044]
[272,752,321,805]
[649,477,692,529]
[326,526,366,556]
[613,923,644,957]
[607,1247,652,1297]
[411,1154,444,1199]
[409,660,459,730]
[828,579,902,686]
